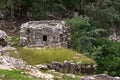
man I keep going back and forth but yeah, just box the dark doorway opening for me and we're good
[0,38,7,47]
[43,35,47,41]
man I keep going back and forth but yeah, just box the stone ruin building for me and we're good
[20,20,70,48]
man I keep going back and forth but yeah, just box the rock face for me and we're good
[0,30,7,46]
[20,20,70,48]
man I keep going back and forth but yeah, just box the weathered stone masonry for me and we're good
[20,20,70,48]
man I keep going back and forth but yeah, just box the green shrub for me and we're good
[95,39,120,76]
[66,16,120,76]
[66,16,106,56]
[10,36,20,44]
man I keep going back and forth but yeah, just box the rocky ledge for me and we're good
[0,46,54,80]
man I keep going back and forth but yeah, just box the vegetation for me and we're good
[0,69,81,80]
[95,40,120,76]
[0,69,38,80]
[66,16,107,56]
[10,48,96,65]
[10,36,20,44]
[1,0,120,77]
[67,17,120,76]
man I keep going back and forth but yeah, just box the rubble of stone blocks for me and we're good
[20,20,70,48]
[46,61,96,75]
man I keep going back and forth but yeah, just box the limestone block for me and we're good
[69,63,76,73]
[63,61,71,73]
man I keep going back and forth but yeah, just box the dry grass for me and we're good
[10,48,96,65]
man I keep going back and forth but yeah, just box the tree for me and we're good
[67,16,106,56]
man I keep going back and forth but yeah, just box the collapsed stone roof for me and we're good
[21,20,65,30]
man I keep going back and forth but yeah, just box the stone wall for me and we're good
[20,20,70,48]
[45,61,96,75]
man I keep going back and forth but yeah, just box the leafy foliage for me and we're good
[67,16,106,56]
[94,40,120,76]
[67,16,120,76]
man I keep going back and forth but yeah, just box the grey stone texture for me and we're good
[20,20,70,48]
[0,30,7,40]
[47,61,96,75]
